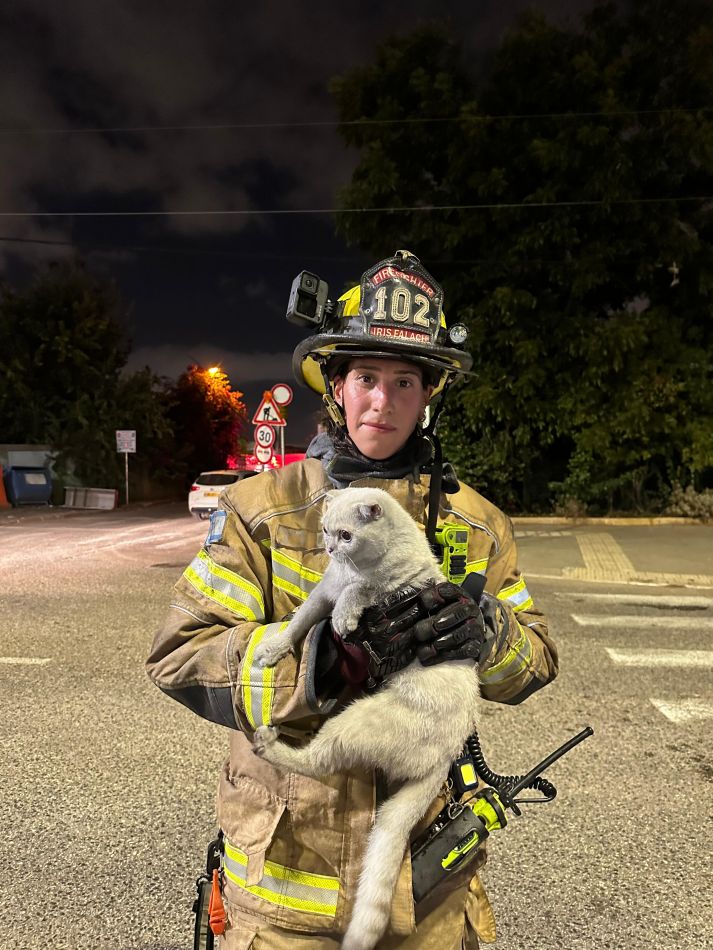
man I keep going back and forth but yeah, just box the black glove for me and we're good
[352,581,497,687]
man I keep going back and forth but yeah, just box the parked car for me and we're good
[188,469,257,519]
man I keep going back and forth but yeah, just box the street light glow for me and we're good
[207,366,220,376]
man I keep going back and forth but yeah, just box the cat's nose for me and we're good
[326,545,334,555]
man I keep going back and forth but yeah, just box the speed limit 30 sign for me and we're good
[254,423,275,449]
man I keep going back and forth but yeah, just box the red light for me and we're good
[190,485,200,491]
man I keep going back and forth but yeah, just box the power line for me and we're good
[0,196,709,218]
[0,107,710,136]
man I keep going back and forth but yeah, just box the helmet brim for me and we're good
[293,333,473,396]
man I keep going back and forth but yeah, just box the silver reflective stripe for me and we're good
[184,549,264,621]
[498,577,533,613]
[223,838,339,918]
[270,547,323,602]
[241,622,288,728]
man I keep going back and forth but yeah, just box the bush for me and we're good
[664,483,713,520]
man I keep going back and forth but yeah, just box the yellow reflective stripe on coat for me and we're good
[269,546,323,602]
[183,549,265,621]
[480,621,533,685]
[466,557,489,577]
[223,838,340,917]
[497,577,534,613]
[241,622,289,729]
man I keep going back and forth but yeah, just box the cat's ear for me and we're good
[356,503,383,523]
[323,489,340,509]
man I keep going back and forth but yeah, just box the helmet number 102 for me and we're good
[373,286,430,327]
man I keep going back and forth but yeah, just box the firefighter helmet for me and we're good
[292,250,472,397]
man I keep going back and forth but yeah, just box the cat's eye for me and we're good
[339,530,352,542]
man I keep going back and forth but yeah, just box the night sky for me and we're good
[1,0,597,445]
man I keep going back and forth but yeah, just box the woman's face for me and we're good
[333,358,433,460]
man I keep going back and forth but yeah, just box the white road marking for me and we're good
[74,523,159,545]
[605,648,713,667]
[650,699,713,722]
[0,657,51,665]
[563,593,713,609]
[572,615,713,628]
[154,538,203,549]
[75,522,196,546]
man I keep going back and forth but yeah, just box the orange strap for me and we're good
[208,868,227,936]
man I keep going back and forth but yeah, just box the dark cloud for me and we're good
[1,0,599,442]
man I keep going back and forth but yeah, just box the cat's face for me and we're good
[321,492,385,567]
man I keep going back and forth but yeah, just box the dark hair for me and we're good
[329,356,437,388]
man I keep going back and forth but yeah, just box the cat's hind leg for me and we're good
[253,691,392,777]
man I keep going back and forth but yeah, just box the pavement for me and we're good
[3,501,712,588]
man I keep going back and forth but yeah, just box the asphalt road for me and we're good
[1,504,711,949]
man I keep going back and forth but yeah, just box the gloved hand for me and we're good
[353,581,498,686]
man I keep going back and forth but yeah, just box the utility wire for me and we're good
[0,107,710,136]
[0,196,709,218]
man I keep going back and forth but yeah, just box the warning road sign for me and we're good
[251,392,286,426]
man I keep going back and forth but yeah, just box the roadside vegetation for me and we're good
[330,0,713,514]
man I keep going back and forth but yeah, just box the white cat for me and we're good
[252,486,480,950]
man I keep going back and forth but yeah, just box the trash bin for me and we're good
[3,466,53,506]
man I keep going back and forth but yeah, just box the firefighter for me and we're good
[146,251,559,948]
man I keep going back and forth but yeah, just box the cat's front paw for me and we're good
[252,725,279,757]
[332,606,362,637]
[253,635,291,668]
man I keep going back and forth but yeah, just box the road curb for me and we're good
[511,516,710,526]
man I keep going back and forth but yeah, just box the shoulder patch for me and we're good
[205,509,227,545]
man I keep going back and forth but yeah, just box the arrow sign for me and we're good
[252,391,286,426]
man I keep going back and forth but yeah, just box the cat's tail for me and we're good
[341,770,447,950]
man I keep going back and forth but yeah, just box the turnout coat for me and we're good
[146,459,558,942]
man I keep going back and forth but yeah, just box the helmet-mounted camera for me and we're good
[286,271,331,329]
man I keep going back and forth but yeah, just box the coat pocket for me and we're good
[218,769,287,887]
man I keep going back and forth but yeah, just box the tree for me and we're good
[168,365,248,484]
[0,262,172,489]
[331,0,713,512]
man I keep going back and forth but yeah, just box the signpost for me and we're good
[115,430,136,505]
[271,384,293,466]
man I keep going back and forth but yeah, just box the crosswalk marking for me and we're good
[605,648,713,667]
[572,614,713,628]
[650,699,713,723]
[0,657,51,666]
[564,593,713,609]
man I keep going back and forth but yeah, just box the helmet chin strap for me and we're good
[318,359,346,427]
[421,373,457,550]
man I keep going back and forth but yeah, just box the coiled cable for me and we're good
[466,731,557,811]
